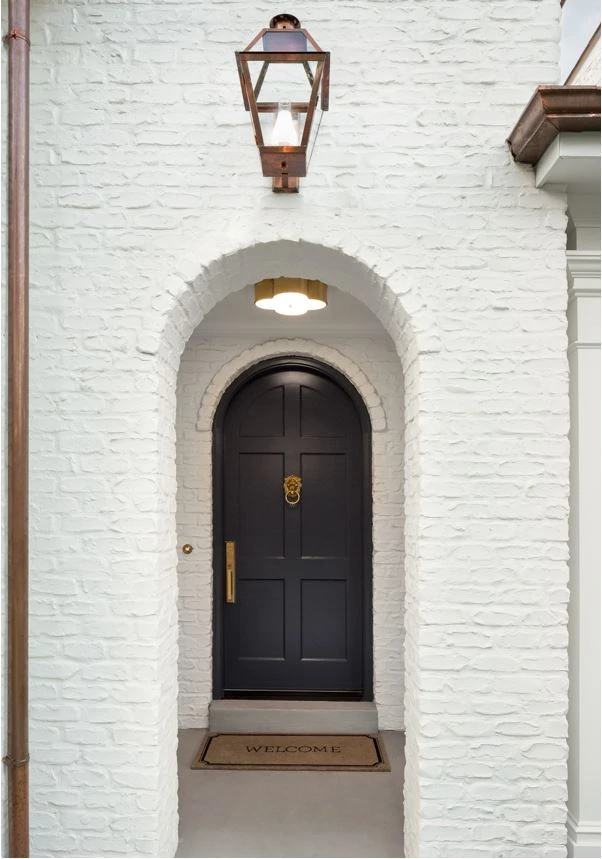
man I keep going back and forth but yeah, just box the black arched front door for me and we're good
[213,359,372,699]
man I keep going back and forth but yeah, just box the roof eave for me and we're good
[507,85,601,164]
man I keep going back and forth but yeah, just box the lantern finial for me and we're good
[269,13,301,29]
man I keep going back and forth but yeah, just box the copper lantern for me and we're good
[235,13,330,193]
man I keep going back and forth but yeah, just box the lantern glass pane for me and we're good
[261,30,310,52]
[250,60,318,108]
[306,104,324,167]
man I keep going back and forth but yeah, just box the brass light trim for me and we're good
[254,278,328,314]
[255,278,275,309]
[306,279,327,310]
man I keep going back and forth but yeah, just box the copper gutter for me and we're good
[4,0,30,855]
[507,85,601,164]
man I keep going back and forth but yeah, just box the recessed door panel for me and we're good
[236,579,285,660]
[300,384,344,437]
[239,385,285,437]
[300,453,347,559]
[301,580,347,660]
[238,453,285,558]
[218,364,370,698]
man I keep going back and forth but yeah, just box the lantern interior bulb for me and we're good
[271,102,299,147]
[272,291,309,316]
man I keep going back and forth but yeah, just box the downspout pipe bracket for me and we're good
[3,27,30,44]
[2,755,30,768]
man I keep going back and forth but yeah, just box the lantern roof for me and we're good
[241,15,325,56]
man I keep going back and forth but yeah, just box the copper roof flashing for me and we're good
[507,85,601,164]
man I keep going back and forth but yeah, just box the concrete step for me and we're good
[208,700,378,734]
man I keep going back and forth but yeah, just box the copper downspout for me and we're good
[4,0,30,856]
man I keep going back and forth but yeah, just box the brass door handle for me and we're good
[225,541,236,604]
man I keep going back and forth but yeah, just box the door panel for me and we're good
[239,385,285,437]
[300,384,345,437]
[301,580,347,660]
[238,453,285,558]
[219,366,368,697]
[300,453,347,558]
[236,579,285,659]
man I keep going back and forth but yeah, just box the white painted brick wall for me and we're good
[176,332,405,731]
[570,29,601,85]
[19,0,570,855]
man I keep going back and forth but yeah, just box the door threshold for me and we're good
[223,690,365,701]
[208,699,378,734]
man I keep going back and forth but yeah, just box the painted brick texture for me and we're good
[570,29,601,85]
[22,0,569,856]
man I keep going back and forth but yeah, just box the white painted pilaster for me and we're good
[567,251,601,858]
[568,194,602,251]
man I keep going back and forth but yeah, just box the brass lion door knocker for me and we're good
[283,474,302,506]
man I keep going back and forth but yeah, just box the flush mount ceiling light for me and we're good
[255,278,328,316]
[235,14,330,193]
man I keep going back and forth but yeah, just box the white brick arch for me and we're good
[136,237,440,364]
[140,235,428,857]
[195,339,388,433]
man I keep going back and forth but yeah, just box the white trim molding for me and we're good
[566,249,601,859]
[535,132,601,190]
[567,814,602,858]
[567,251,602,283]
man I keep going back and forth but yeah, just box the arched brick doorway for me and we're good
[139,238,426,856]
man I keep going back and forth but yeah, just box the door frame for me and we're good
[211,356,373,701]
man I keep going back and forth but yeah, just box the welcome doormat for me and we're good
[192,733,390,772]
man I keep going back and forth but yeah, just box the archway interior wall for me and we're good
[176,330,405,730]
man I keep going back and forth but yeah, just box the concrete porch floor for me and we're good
[177,729,405,858]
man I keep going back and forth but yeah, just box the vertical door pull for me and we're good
[225,541,236,604]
